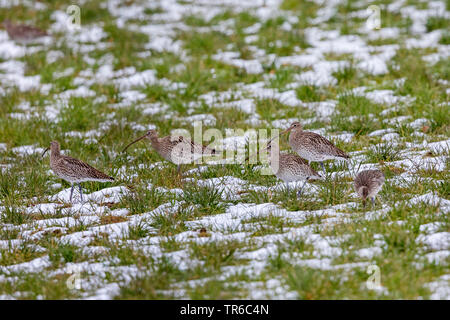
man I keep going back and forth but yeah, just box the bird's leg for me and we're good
[346,159,352,176]
[297,180,307,198]
[177,164,181,174]
[371,197,375,206]
[70,184,74,202]
[78,184,83,203]
[320,162,325,172]
[286,183,290,194]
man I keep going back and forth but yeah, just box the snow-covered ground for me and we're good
[0,0,449,299]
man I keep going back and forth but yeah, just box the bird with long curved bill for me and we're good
[42,141,114,203]
[264,141,322,197]
[122,129,216,173]
[3,19,48,44]
[354,169,385,207]
[280,121,350,173]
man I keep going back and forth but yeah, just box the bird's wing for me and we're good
[288,154,308,166]
[370,170,385,183]
[304,132,350,159]
[291,154,321,177]
[15,25,47,36]
[168,136,215,155]
[61,156,113,181]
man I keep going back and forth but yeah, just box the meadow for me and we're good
[0,0,449,299]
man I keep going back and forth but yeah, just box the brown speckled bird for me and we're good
[281,122,350,172]
[122,129,216,172]
[265,142,322,197]
[354,169,385,207]
[42,141,114,202]
[3,19,48,43]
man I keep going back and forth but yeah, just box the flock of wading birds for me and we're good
[42,122,385,207]
[3,20,385,207]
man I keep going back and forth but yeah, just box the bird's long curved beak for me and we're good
[41,147,49,158]
[262,140,272,153]
[280,126,292,136]
[122,135,147,153]
[245,140,274,162]
[265,134,280,149]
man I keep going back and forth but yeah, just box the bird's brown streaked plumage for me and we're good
[280,121,350,171]
[354,169,385,207]
[42,141,114,202]
[3,19,48,43]
[122,129,216,171]
[265,142,322,197]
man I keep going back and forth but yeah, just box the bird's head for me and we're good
[280,121,302,136]
[358,186,369,207]
[42,140,60,157]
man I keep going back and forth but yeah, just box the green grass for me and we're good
[256,17,309,55]
[426,16,449,32]
[333,63,358,86]
[0,243,41,266]
[118,185,169,215]
[365,142,403,163]
[182,183,226,216]
[126,221,152,240]
[189,239,247,271]
[0,272,82,299]
[296,85,326,102]
[0,0,448,300]
[332,114,382,136]
[1,205,32,225]
[179,31,229,56]
[46,241,88,267]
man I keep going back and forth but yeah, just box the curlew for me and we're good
[354,169,385,207]
[280,121,350,172]
[3,19,48,43]
[265,142,322,197]
[122,129,216,172]
[42,141,114,202]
